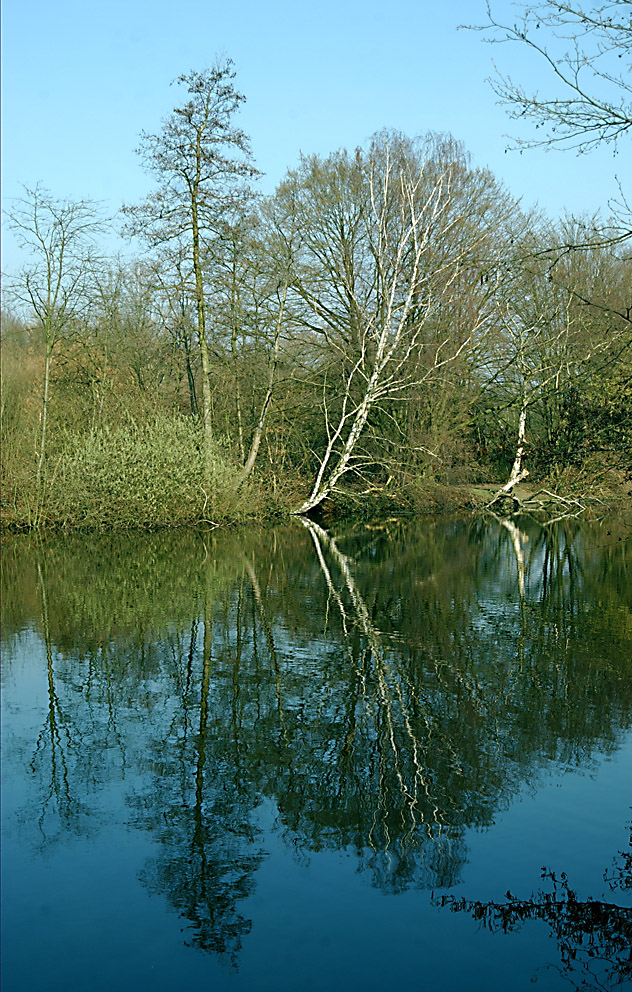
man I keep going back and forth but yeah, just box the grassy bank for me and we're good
[2,412,629,532]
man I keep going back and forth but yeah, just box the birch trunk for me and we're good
[283,135,500,516]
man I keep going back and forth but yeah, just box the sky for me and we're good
[1,0,628,276]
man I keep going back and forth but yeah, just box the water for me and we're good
[1,515,631,991]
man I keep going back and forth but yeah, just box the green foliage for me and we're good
[1,528,245,653]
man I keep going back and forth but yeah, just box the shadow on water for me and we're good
[1,515,631,978]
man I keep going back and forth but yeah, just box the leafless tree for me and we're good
[6,186,104,512]
[271,132,517,514]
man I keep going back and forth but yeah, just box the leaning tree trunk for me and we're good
[486,395,529,513]
[503,400,530,491]
[293,357,378,515]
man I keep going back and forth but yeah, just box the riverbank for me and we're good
[3,468,629,533]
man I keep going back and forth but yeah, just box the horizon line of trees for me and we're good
[2,7,631,528]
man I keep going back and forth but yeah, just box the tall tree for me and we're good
[123,61,258,482]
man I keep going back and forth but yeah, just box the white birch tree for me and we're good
[479,224,631,510]
[269,132,517,514]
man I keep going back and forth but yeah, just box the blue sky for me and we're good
[1,0,627,275]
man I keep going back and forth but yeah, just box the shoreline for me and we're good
[2,478,629,534]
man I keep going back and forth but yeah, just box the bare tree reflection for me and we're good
[301,518,479,890]
[437,827,632,992]
[3,518,631,964]
[28,557,88,842]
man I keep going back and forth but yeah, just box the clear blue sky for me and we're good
[1,0,627,275]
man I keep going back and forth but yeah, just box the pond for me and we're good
[1,515,631,992]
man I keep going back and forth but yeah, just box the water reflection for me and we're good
[437,829,632,991]
[2,516,631,973]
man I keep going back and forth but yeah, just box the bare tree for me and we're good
[480,224,631,510]
[270,132,517,514]
[73,261,178,425]
[483,279,575,506]
[6,186,104,512]
[472,1,632,153]
[467,0,632,253]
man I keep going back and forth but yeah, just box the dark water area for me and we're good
[1,515,631,992]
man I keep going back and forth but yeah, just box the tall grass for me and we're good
[2,415,265,529]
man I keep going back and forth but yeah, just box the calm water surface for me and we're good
[1,516,631,991]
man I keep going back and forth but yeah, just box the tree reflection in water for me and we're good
[437,828,632,992]
[29,558,86,841]
[2,516,631,968]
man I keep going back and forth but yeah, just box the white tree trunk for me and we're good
[503,401,530,492]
